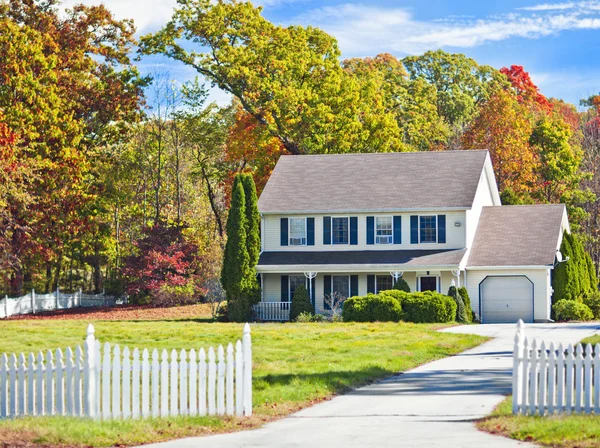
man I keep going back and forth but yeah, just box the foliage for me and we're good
[500,188,534,205]
[378,289,408,302]
[141,0,401,155]
[295,311,324,323]
[552,232,597,303]
[500,65,552,113]
[290,285,314,321]
[240,174,261,267]
[458,286,474,321]
[448,285,469,324]
[402,292,457,323]
[121,224,201,304]
[323,292,346,320]
[392,277,411,292]
[552,299,593,321]
[583,292,600,319]
[342,293,404,322]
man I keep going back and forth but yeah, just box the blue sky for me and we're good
[64,0,600,106]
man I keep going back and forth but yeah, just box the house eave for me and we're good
[256,263,462,273]
[466,265,552,270]
[257,206,471,215]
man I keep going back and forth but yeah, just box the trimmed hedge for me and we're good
[342,293,403,322]
[583,292,600,319]
[553,299,593,322]
[290,285,314,321]
[458,286,474,321]
[392,277,411,292]
[402,291,457,323]
[448,285,468,324]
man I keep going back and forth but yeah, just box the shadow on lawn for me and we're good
[258,366,512,397]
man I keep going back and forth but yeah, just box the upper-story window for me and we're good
[332,217,349,244]
[289,218,306,245]
[376,217,393,244]
[420,216,437,243]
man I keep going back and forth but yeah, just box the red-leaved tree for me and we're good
[500,65,552,114]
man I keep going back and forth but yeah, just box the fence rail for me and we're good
[0,289,125,319]
[513,319,600,415]
[0,324,252,420]
[253,302,290,321]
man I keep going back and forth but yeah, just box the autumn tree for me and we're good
[462,88,537,195]
[141,0,401,155]
[500,65,552,114]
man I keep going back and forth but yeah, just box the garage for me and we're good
[480,276,534,324]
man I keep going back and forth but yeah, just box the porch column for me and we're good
[304,272,317,305]
[451,269,461,288]
[390,271,404,286]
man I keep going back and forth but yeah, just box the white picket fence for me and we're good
[0,289,125,319]
[0,324,252,419]
[513,319,600,415]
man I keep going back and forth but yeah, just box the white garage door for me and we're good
[481,276,533,324]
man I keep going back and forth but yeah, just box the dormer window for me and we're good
[289,218,306,246]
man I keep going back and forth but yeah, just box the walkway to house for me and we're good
[141,323,600,448]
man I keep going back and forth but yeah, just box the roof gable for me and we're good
[258,150,490,213]
[467,204,567,267]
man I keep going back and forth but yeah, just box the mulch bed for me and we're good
[5,303,213,321]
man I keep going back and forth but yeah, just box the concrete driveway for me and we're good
[141,322,600,448]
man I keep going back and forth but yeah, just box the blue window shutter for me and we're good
[366,216,374,245]
[350,217,358,245]
[310,276,316,306]
[367,275,375,294]
[438,215,446,243]
[307,218,315,245]
[281,275,289,302]
[323,217,331,245]
[350,275,359,297]
[393,216,402,244]
[280,218,288,246]
[324,275,332,310]
[410,216,418,244]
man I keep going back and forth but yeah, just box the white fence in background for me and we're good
[0,323,252,420]
[513,319,600,415]
[253,302,290,321]
[0,289,125,319]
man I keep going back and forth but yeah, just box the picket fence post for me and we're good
[84,324,97,419]
[4,295,8,318]
[31,289,36,314]
[55,288,59,310]
[512,319,524,414]
[243,323,252,416]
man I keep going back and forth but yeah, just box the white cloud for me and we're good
[519,2,578,11]
[293,3,600,55]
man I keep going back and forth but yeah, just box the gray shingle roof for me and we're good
[258,150,490,213]
[467,205,566,267]
[257,249,466,268]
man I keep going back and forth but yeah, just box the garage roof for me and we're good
[258,150,490,213]
[467,205,566,267]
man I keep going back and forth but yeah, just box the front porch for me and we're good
[253,270,464,321]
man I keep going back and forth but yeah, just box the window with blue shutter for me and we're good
[350,217,358,245]
[307,218,315,245]
[438,215,446,244]
[366,216,375,245]
[350,275,359,297]
[367,275,375,294]
[393,216,402,244]
[281,275,289,302]
[323,217,331,245]
[410,216,418,244]
[280,218,288,246]
[323,275,332,310]
[310,276,316,305]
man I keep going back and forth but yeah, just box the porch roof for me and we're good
[256,249,466,272]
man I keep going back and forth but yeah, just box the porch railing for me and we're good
[253,302,290,321]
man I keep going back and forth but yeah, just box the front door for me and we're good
[420,276,437,292]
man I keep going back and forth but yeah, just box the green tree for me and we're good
[392,277,411,293]
[140,0,401,155]
[290,285,314,321]
[240,174,261,267]
[586,252,598,293]
[448,285,468,323]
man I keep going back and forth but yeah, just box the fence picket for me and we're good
[557,343,565,413]
[226,343,234,416]
[27,353,35,415]
[243,324,252,416]
[0,324,252,420]
[575,343,584,413]
[585,343,593,414]
[595,344,600,414]
[189,349,197,416]
[539,341,547,414]
[208,347,216,415]
[548,343,556,415]
[566,344,574,414]
[199,348,207,416]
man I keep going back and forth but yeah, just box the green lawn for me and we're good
[478,396,600,447]
[582,334,600,345]
[0,319,486,447]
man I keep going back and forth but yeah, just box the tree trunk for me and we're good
[201,166,224,237]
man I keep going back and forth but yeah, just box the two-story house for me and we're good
[254,150,570,324]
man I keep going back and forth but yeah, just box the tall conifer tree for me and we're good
[241,174,261,267]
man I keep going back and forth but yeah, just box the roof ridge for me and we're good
[279,149,489,158]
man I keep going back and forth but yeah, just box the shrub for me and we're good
[296,311,315,322]
[402,292,457,323]
[342,293,403,322]
[392,277,411,292]
[458,286,473,321]
[379,289,409,303]
[150,283,197,307]
[553,299,593,322]
[290,285,314,321]
[583,292,600,319]
[448,285,469,324]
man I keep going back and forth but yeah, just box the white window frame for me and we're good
[375,216,393,245]
[417,275,440,293]
[289,217,307,246]
[289,275,306,302]
[419,215,437,244]
[375,274,394,293]
[331,216,350,245]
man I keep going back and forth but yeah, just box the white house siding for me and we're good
[465,169,497,254]
[262,211,467,252]
[465,268,552,322]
